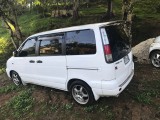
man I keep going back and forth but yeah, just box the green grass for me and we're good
[81,7,106,16]
[62,103,74,111]
[50,104,59,112]
[0,23,10,39]
[128,80,160,105]
[83,105,99,113]
[0,84,22,94]
[134,89,159,105]
[18,12,68,38]
[135,91,152,104]
[83,104,114,119]
[7,89,34,118]
[49,102,74,112]
[0,67,5,74]
[133,0,160,20]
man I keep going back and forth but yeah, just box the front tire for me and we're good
[150,51,160,68]
[69,81,95,106]
[11,71,22,86]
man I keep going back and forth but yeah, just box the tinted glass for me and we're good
[105,25,131,62]
[66,30,96,55]
[39,37,62,56]
[19,38,36,57]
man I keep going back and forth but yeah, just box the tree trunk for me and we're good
[107,0,113,19]
[1,16,18,49]
[86,0,89,8]
[102,0,114,21]
[13,9,23,45]
[53,0,60,17]
[30,0,33,12]
[73,0,79,19]
[122,0,134,44]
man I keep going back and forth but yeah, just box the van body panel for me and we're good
[7,57,38,82]
[114,52,133,84]
[102,65,134,96]
[20,57,39,82]
[32,56,67,90]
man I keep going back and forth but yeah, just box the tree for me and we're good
[0,0,23,48]
[122,0,135,44]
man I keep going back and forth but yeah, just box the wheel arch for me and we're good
[9,70,15,78]
[67,78,90,91]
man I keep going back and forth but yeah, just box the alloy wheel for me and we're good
[151,53,160,68]
[12,72,21,86]
[72,85,89,105]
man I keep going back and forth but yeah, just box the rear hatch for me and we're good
[101,22,133,82]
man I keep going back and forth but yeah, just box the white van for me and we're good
[6,21,134,105]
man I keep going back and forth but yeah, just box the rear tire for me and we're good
[69,81,95,106]
[150,51,160,68]
[11,71,22,86]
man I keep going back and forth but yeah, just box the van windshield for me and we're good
[104,25,131,62]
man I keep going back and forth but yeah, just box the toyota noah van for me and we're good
[6,21,134,105]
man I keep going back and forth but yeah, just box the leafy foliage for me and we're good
[0,36,13,68]
[135,0,160,14]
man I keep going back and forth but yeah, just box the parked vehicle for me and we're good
[6,21,134,105]
[149,36,160,68]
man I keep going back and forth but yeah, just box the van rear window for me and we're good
[65,30,96,55]
[103,25,131,62]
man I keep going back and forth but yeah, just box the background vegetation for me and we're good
[0,0,160,69]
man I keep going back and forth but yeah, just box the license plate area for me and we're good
[124,55,130,64]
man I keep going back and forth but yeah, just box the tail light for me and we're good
[104,44,113,62]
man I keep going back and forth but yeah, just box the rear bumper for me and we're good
[101,63,134,96]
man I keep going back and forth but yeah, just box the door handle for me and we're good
[37,60,43,63]
[29,60,35,63]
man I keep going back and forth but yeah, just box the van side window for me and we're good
[39,37,62,56]
[66,29,96,55]
[19,38,36,57]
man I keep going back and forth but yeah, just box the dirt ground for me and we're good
[0,63,160,120]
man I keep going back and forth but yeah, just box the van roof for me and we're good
[29,20,123,38]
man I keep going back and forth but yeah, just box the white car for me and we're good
[6,21,134,105]
[149,36,160,68]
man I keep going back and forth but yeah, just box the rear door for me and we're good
[65,29,98,84]
[101,24,133,81]
[35,34,67,90]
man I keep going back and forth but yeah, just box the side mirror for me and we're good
[13,51,18,57]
